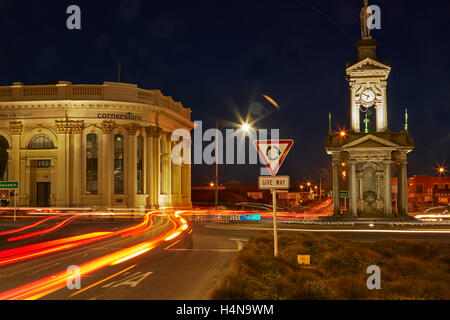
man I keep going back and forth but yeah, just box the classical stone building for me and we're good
[0,81,193,209]
[325,17,414,218]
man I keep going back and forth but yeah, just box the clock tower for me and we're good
[325,0,414,219]
[346,38,391,133]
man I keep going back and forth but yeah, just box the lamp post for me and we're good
[214,120,252,209]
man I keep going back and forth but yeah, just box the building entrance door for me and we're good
[36,182,51,207]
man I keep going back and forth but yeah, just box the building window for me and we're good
[433,184,438,189]
[114,134,124,194]
[137,136,144,194]
[28,134,54,149]
[37,160,51,168]
[415,184,424,194]
[445,184,449,189]
[86,133,98,195]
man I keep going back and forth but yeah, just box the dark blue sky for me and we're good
[0,0,448,186]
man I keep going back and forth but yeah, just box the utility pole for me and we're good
[215,120,219,210]
[319,177,322,200]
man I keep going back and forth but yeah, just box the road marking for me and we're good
[229,238,246,251]
[167,248,239,252]
[207,225,450,234]
[102,271,153,288]
[164,239,181,250]
[27,262,61,276]
[69,264,136,297]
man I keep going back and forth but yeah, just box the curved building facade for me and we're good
[0,81,193,209]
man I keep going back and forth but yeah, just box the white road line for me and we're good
[167,248,239,252]
[230,227,450,234]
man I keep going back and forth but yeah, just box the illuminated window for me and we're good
[137,136,144,194]
[86,133,98,194]
[114,134,124,194]
[28,134,54,149]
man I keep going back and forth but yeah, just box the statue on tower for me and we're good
[360,0,372,40]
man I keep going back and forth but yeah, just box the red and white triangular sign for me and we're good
[253,139,294,176]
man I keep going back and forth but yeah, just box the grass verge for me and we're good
[208,232,450,299]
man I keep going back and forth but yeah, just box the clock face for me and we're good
[361,89,375,103]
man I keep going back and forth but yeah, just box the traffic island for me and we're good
[208,231,450,300]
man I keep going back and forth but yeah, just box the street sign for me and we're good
[230,214,261,221]
[0,181,19,189]
[339,191,349,198]
[0,190,10,200]
[258,176,290,190]
[253,140,294,176]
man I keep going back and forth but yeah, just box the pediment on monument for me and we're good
[346,58,391,74]
[343,134,399,149]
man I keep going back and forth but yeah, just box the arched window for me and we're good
[0,135,8,181]
[86,133,98,194]
[114,134,124,194]
[28,134,54,149]
[137,136,144,194]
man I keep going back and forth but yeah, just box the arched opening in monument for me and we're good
[363,165,377,212]
[359,105,377,133]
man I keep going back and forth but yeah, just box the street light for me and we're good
[435,165,447,189]
[215,120,253,209]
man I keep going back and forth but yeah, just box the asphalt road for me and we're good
[0,216,449,300]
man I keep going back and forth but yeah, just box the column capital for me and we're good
[100,120,115,134]
[9,121,23,135]
[126,123,140,136]
[146,126,163,138]
[71,120,85,134]
[55,119,84,134]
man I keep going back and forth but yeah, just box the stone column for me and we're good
[384,161,392,216]
[10,122,22,206]
[145,127,155,208]
[127,124,139,208]
[398,159,408,216]
[146,127,162,208]
[349,161,358,217]
[155,128,162,207]
[55,120,70,207]
[101,121,115,208]
[165,132,172,197]
[350,82,360,132]
[71,122,83,207]
[186,163,192,207]
[332,155,340,215]
[377,80,388,132]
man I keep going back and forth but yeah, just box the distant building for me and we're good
[407,175,450,209]
[0,81,193,208]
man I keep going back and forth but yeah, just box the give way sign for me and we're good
[253,139,294,176]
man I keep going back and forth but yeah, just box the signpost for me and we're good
[254,140,293,257]
[339,191,349,212]
[0,181,19,222]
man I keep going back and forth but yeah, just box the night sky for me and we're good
[0,0,448,186]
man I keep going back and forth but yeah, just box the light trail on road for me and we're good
[0,213,189,300]
[0,211,156,267]
[0,215,64,236]
[6,215,81,242]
